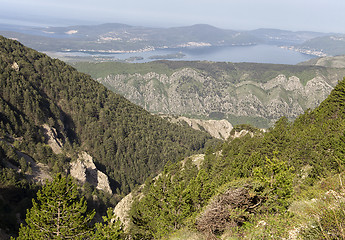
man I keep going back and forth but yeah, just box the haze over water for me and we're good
[81,44,314,65]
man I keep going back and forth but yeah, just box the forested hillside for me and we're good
[0,36,218,237]
[126,76,345,239]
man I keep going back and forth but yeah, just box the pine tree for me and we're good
[16,174,95,239]
[93,208,124,240]
[253,155,295,212]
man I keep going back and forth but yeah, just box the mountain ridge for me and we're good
[0,22,333,56]
[74,60,345,128]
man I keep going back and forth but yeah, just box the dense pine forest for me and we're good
[0,36,218,238]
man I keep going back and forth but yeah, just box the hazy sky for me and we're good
[1,0,344,33]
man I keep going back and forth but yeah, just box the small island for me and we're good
[148,52,186,60]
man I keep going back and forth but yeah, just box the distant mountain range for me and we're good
[74,60,345,128]
[0,23,342,56]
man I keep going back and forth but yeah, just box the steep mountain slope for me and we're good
[0,35,219,236]
[0,36,219,190]
[0,36,219,234]
[125,76,345,239]
[74,61,345,128]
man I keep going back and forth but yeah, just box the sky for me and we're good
[1,0,344,33]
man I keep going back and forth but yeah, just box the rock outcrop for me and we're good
[113,192,135,230]
[16,150,52,184]
[166,116,233,139]
[11,62,19,71]
[70,152,112,194]
[0,138,52,184]
[97,65,345,127]
[230,129,253,139]
[42,124,63,154]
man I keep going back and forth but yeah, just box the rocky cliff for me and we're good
[163,116,233,140]
[70,152,113,194]
[42,124,63,154]
[92,62,345,127]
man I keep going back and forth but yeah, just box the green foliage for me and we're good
[0,35,218,196]
[93,208,124,240]
[72,61,176,78]
[253,155,295,212]
[232,213,294,240]
[131,173,189,239]
[16,174,95,239]
[291,174,345,240]
[130,77,345,238]
[301,203,345,239]
[184,169,214,211]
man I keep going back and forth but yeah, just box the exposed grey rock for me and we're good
[230,129,253,139]
[98,67,342,127]
[21,152,52,184]
[42,124,63,154]
[0,138,52,184]
[113,192,135,230]
[11,62,19,71]
[70,152,112,194]
[168,116,233,139]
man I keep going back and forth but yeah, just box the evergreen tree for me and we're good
[93,208,124,240]
[16,174,95,239]
[253,155,295,212]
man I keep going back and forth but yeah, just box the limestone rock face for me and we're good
[230,129,253,139]
[11,62,19,71]
[113,192,135,230]
[97,66,345,127]
[70,159,87,183]
[70,152,112,194]
[169,116,233,139]
[42,124,63,154]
